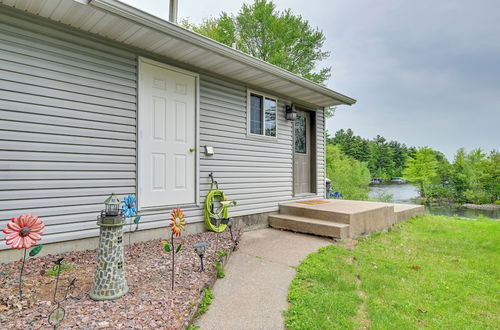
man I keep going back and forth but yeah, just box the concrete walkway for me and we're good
[197,228,332,330]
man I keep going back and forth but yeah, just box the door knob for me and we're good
[189,148,196,152]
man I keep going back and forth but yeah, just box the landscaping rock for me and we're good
[0,230,237,329]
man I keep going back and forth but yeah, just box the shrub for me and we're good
[464,189,492,204]
[372,191,393,203]
[326,145,371,200]
[424,184,455,202]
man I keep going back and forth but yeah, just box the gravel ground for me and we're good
[0,230,238,329]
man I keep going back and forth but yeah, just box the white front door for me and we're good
[138,59,197,208]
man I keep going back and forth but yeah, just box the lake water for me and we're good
[368,183,499,219]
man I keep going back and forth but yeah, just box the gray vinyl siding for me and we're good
[0,13,137,248]
[0,11,325,249]
[199,75,295,213]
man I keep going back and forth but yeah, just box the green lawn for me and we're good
[284,215,500,329]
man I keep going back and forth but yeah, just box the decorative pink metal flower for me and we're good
[3,214,44,249]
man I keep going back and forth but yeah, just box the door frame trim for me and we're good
[137,57,200,211]
[292,107,318,197]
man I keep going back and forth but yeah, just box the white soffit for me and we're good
[0,0,356,107]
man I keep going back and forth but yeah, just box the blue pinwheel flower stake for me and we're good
[121,195,141,249]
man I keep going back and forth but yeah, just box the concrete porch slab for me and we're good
[284,199,394,212]
[273,200,425,238]
[393,203,425,222]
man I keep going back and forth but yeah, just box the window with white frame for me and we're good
[248,91,277,137]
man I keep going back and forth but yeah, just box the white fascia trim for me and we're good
[88,0,357,106]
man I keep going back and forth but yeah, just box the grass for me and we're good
[214,261,225,278]
[194,288,215,319]
[214,250,228,278]
[189,288,215,329]
[284,215,500,329]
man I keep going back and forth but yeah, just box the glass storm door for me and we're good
[294,110,312,195]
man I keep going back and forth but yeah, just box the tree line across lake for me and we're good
[327,129,499,205]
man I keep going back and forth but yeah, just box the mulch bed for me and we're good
[0,230,239,329]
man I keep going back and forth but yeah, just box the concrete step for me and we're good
[275,200,425,239]
[279,203,351,224]
[269,214,350,239]
[393,204,425,222]
[280,200,394,225]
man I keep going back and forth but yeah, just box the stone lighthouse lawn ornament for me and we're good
[90,193,129,300]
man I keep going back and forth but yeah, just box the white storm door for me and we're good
[138,59,196,208]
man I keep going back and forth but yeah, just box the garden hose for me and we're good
[204,184,228,232]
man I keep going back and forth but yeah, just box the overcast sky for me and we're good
[123,0,499,160]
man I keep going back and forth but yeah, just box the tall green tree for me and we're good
[450,148,476,200]
[182,13,236,46]
[432,150,451,183]
[481,151,500,202]
[388,141,408,175]
[331,129,370,162]
[330,129,407,178]
[449,148,493,203]
[368,135,395,179]
[452,148,468,189]
[327,128,498,204]
[403,147,439,198]
[182,0,331,84]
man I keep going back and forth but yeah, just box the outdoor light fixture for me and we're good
[193,242,207,272]
[285,104,297,121]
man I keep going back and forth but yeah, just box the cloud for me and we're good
[323,0,500,159]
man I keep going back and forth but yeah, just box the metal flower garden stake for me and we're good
[2,214,44,300]
[47,257,77,329]
[121,194,141,248]
[162,208,185,290]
